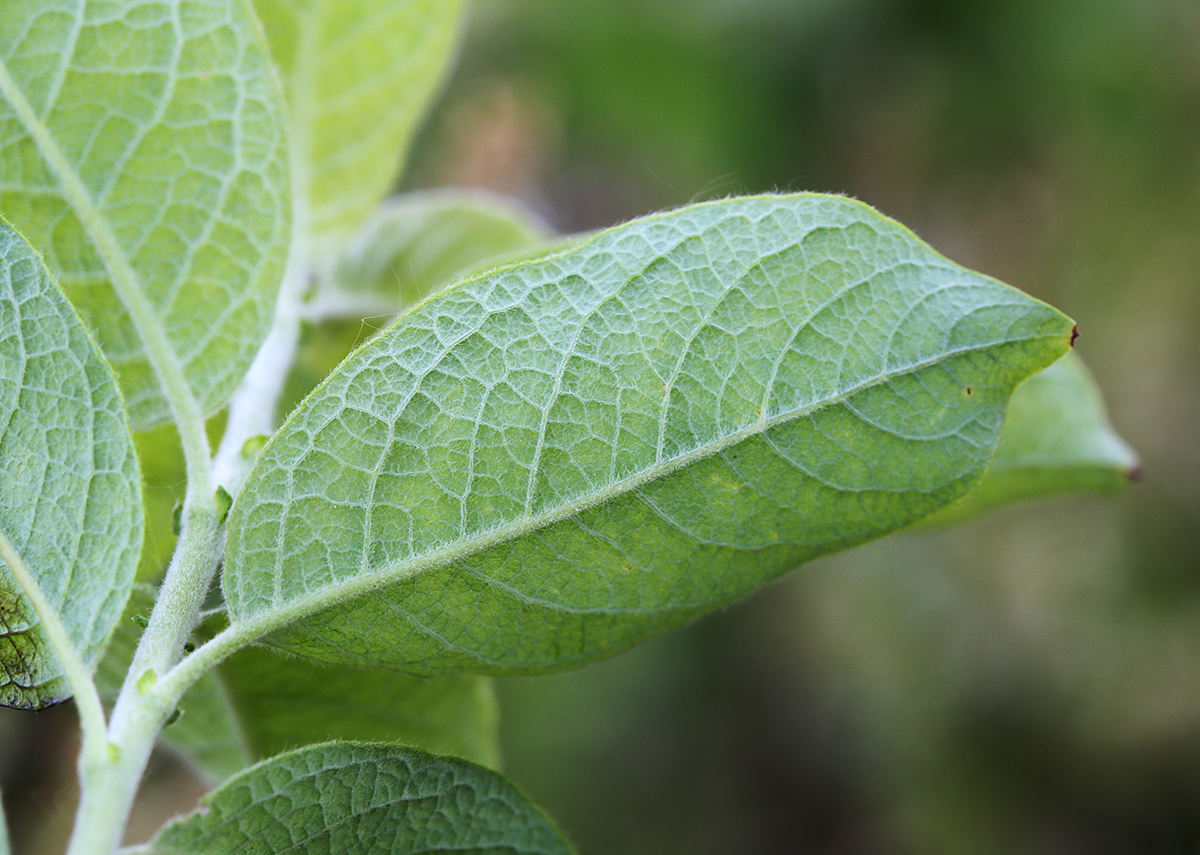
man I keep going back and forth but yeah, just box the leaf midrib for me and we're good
[229,332,1063,637]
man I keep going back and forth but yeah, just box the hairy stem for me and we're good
[212,239,310,497]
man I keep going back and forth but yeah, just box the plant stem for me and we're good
[63,484,224,855]
[65,683,175,855]
[212,237,310,497]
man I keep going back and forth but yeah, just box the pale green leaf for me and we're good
[325,189,551,311]
[146,742,573,855]
[920,350,1139,526]
[224,193,1075,675]
[253,0,466,248]
[217,647,501,768]
[0,218,141,709]
[0,0,290,428]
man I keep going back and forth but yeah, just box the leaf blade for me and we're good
[0,0,290,428]
[253,0,466,248]
[225,193,1075,675]
[217,647,501,769]
[0,218,141,708]
[146,742,572,855]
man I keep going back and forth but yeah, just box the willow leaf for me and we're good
[0,0,290,428]
[921,350,1139,526]
[252,0,466,248]
[216,647,501,769]
[327,189,551,311]
[146,742,572,855]
[0,218,141,708]
[223,193,1075,675]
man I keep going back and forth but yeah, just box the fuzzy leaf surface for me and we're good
[224,193,1075,674]
[0,0,290,428]
[252,0,465,248]
[146,742,572,855]
[0,219,141,708]
[922,350,1139,526]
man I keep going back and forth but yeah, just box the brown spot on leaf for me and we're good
[1070,325,1080,347]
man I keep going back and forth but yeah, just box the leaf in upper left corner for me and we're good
[0,219,142,709]
[0,0,290,429]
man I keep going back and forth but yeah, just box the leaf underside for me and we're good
[0,218,141,709]
[0,0,290,428]
[224,193,1075,676]
[147,742,573,855]
[332,189,551,309]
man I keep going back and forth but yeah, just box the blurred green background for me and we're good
[406,1,1200,853]
[3,1,1197,852]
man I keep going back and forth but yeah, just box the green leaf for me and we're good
[920,350,1139,526]
[252,0,467,249]
[327,189,552,310]
[223,193,1075,675]
[0,218,141,709]
[0,0,290,429]
[146,742,573,855]
[217,647,501,768]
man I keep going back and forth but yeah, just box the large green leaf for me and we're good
[252,0,466,249]
[0,0,290,428]
[223,193,1075,675]
[921,350,1138,526]
[146,742,572,855]
[0,218,141,708]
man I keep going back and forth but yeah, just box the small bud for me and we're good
[215,486,233,523]
[242,434,268,459]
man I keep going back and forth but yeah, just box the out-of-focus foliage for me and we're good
[404,0,1200,853]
